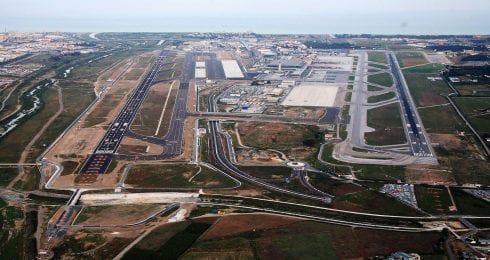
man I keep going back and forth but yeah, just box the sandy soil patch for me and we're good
[120,137,164,155]
[429,133,465,150]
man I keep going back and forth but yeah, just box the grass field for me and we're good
[368,72,393,87]
[67,49,148,80]
[130,83,173,136]
[334,190,421,216]
[403,63,444,74]
[367,91,396,103]
[403,74,451,107]
[355,164,406,182]
[28,81,95,161]
[396,52,428,68]
[365,103,406,145]
[415,186,454,215]
[125,164,236,189]
[237,122,322,152]
[237,165,292,179]
[453,97,490,135]
[418,105,464,133]
[73,204,162,225]
[368,52,388,64]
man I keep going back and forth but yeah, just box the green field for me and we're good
[365,103,406,145]
[368,52,388,64]
[125,164,236,189]
[367,91,396,103]
[418,105,465,133]
[368,72,393,87]
[453,97,490,135]
[355,164,406,182]
[237,166,291,179]
[334,190,421,216]
[402,74,451,107]
[238,123,323,152]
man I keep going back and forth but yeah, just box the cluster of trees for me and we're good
[427,44,488,52]
[304,41,351,49]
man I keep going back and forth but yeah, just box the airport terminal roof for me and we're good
[221,60,244,79]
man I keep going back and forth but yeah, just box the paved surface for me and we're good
[81,50,169,173]
[388,52,434,158]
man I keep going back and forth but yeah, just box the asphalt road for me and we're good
[206,93,332,203]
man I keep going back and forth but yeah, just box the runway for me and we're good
[80,50,169,174]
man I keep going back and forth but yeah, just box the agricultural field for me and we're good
[124,163,236,189]
[415,186,454,215]
[181,214,445,259]
[365,103,406,145]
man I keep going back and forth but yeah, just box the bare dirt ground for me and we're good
[406,165,456,184]
[200,213,303,240]
[119,137,163,155]
[236,149,284,165]
[429,133,465,150]
[418,93,448,107]
[424,53,451,64]
[187,81,197,113]
[216,51,234,60]
[173,117,195,161]
[283,107,325,119]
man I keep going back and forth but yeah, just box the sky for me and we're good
[1,0,489,34]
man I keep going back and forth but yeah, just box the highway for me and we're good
[387,52,433,157]
[80,50,169,173]
[206,93,332,203]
